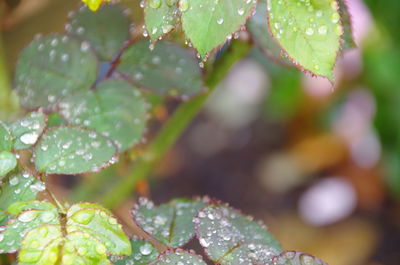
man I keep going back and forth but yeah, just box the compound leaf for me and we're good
[66,202,131,256]
[59,79,148,152]
[144,0,180,40]
[151,250,206,265]
[180,0,256,57]
[67,4,131,60]
[118,40,204,98]
[15,34,98,109]
[268,0,342,80]
[194,204,281,263]
[112,238,159,265]
[10,111,47,150]
[270,251,328,265]
[132,198,207,248]
[34,127,117,175]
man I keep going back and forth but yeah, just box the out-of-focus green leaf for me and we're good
[34,127,117,175]
[194,204,281,263]
[338,0,356,50]
[118,40,204,98]
[144,0,179,40]
[67,4,131,60]
[15,34,98,109]
[132,197,207,248]
[66,202,131,256]
[10,111,46,150]
[112,238,158,265]
[59,79,148,152]
[268,0,342,80]
[180,0,256,57]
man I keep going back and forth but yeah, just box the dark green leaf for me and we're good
[268,0,342,80]
[151,250,206,265]
[112,238,158,265]
[118,40,204,98]
[10,111,46,150]
[0,201,59,253]
[0,151,17,178]
[0,123,13,152]
[180,0,256,57]
[66,202,131,256]
[194,204,281,263]
[144,0,180,40]
[0,172,45,212]
[338,0,356,50]
[247,0,292,66]
[59,79,148,152]
[270,251,328,265]
[15,34,98,109]
[133,197,207,248]
[67,4,131,60]
[34,127,117,175]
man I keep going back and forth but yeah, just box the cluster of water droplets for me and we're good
[11,111,45,147]
[272,251,327,265]
[154,250,207,265]
[35,127,117,173]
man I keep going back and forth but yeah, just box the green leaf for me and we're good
[61,231,111,265]
[247,0,292,66]
[180,0,256,57]
[0,201,59,253]
[338,0,356,50]
[268,0,342,80]
[270,251,328,265]
[15,34,98,109]
[144,0,180,40]
[18,225,63,265]
[194,204,282,263]
[67,4,131,61]
[0,123,13,152]
[132,197,207,248]
[112,238,159,265]
[66,202,131,256]
[151,250,207,265]
[59,79,148,152]
[118,40,204,98]
[0,172,45,212]
[0,151,17,178]
[10,111,47,150]
[34,127,117,175]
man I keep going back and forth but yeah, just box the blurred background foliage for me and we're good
[1,0,400,264]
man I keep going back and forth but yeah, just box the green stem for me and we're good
[100,41,251,209]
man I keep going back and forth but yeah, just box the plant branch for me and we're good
[99,41,251,209]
